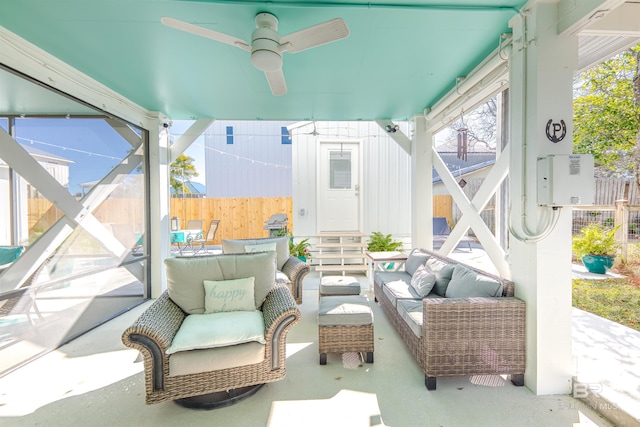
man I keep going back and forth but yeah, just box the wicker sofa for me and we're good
[373,248,525,390]
[122,252,301,407]
[221,236,310,304]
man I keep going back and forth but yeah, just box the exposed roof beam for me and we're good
[169,118,215,164]
[374,120,411,154]
[105,118,142,148]
[579,2,640,36]
[558,0,627,36]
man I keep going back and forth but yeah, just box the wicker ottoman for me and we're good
[319,276,361,297]
[318,295,374,365]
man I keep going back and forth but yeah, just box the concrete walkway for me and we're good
[571,263,640,425]
[447,249,640,425]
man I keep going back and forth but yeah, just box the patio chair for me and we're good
[185,219,203,232]
[121,251,300,408]
[0,245,24,271]
[191,219,220,255]
[0,253,49,325]
[433,217,474,251]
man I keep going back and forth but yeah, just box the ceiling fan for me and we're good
[161,13,349,96]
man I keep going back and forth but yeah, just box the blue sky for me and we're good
[15,118,129,194]
[11,118,206,195]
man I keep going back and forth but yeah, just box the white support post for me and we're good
[148,115,171,298]
[508,3,578,395]
[375,119,412,155]
[411,115,433,249]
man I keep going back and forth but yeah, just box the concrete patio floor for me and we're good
[1,263,634,426]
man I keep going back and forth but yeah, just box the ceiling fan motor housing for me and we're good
[251,13,282,71]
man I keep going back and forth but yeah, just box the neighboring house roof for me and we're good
[21,144,74,164]
[432,152,496,185]
[1,143,73,167]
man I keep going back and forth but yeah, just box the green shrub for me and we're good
[367,232,403,252]
[572,223,619,259]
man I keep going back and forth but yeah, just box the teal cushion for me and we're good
[404,248,430,276]
[0,246,24,266]
[244,242,278,254]
[222,237,289,270]
[166,311,266,355]
[426,258,455,296]
[165,251,277,314]
[445,264,504,298]
[318,295,373,326]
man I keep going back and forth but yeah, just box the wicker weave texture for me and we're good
[122,284,300,405]
[281,255,310,304]
[319,324,374,354]
[373,249,525,383]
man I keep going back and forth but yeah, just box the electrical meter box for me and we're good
[537,154,594,206]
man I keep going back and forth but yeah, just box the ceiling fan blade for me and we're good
[264,69,287,96]
[280,18,349,53]
[161,17,250,51]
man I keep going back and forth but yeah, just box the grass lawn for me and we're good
[572,278,640,332]
[572,241,640,332]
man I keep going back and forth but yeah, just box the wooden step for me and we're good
[313,253,367,260]
[315,264,368,273]
[315,242,367,249]
[316,232,367,238]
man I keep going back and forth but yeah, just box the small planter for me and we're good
[296,256,307,262]
[581,255,615,274]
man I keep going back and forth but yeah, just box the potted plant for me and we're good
[367,231,404,269]
[572,223,619,274]
[289,238,312,263]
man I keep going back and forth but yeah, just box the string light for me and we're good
[15,136,122,161]
[191,142,292,169]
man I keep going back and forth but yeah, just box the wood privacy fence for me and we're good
[26,177,639,246]
[26,197,292,245]
[169,197,292,243]
[29,195,451,244]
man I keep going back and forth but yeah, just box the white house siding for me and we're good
[290,121,411,241]
[204,120,295,198]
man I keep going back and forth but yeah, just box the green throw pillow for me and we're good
[203,277,255,313]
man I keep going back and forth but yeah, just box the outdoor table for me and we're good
[170,229,203,255]
[365,251,408,287]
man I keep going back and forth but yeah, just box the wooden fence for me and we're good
[26,177,639,247]
[29,195,452,244]
[169,197,292,243]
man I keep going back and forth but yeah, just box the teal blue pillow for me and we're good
[426,258,455,296]
[405,249,430,276]
[0,246,24,266]
[445,264,503,298]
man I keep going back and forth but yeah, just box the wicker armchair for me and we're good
[221,237,310,304]
[122,252,301,408]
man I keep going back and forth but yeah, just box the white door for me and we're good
[318,142,360,231]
